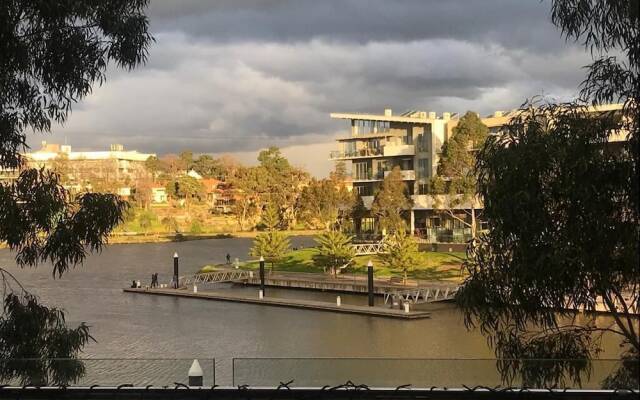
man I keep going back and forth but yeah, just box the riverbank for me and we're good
[104,230,319,245]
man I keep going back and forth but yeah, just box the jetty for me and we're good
[123,287,431,319]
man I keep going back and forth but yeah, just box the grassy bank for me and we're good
[200,248,466,282]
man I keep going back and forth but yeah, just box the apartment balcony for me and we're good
[383,144,415,157]
[329,148,383,160]
[350,171,381,182]
[384,169,415,180]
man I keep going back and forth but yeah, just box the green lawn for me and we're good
[200,248,466,282]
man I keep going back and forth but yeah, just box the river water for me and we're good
[0,237,624,387]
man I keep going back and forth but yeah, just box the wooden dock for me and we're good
[123,288,431,319]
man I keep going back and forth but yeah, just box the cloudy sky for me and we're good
[38,0,591,177]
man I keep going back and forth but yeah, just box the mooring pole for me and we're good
[367,260,374,307]
[259,256,265,296]
[173,252,179,289]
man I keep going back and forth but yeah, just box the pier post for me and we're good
[367,260,374,307]
[259,256,265,296]
[173,252,179,289]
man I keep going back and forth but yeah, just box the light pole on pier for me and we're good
[173,252,179,289]
[367,260,374,307]
[259,256,265,297]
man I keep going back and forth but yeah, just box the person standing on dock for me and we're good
[226,253,231,265]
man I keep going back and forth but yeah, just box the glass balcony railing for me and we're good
[0,358,216,387]
[232,358,638,389]
[329,148,383,159]
[0,358,636,390]
[415,227,473,243]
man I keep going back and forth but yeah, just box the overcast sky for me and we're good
[37,0,591,177]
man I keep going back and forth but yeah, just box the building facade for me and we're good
[23,142,155,195]
[330,104,625,242]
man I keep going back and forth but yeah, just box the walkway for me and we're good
[123,288,431,319]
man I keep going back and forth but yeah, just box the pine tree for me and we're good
[380,230,421,284]
[250,204,290,273]
[313,231,356,277]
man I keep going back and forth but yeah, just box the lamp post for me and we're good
[367,260,374,307]
[259,256,265,297]
[173,252,179,289]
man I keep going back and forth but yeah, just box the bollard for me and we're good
[188,359,203,387]
[336,296,341,307]
[193,285,198,293]
[259,289,264,299]
[404,302,410,313]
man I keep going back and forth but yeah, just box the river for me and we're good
[0,237,624,387]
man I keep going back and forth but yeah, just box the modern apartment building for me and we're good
[330,104,625,241]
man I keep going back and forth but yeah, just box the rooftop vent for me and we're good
[428,111,436,119]
[384,108,392,116]
[493,111,503,118]
[419,111,427,119]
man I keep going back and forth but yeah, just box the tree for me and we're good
[192,154,226,179]
[165,175,205,208]
[249,231,291,274]
[457,0,639,388]
[161,216,179,234]
[379,230,421,284]
[0,0,151,385]
[231,166,265,231]
[298,178,354,230]
[0,274,92,386]
[430,111,488,238]
[133,177,153,209]
[260,203,280,231]
[257,147,309,229]
[144,156,167,180]
[250,208,290,273]
[312,231,356,277]
[137,210,156,235]
[371,167,413,233]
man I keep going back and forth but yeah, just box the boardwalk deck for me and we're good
[123,288,431,319]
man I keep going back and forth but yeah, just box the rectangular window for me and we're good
[361,217,375,233]
[418,158,429,178]
[353,162,370,180]
[418,183,429,195]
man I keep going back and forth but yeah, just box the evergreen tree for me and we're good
[250,205,290,273]
[380,230,421,284]
[313,231,356,277]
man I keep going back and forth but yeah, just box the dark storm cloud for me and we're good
[148,0,563,51]
[40,0,593,176]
